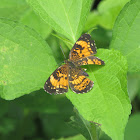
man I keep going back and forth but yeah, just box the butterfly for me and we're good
[44,33,105,94]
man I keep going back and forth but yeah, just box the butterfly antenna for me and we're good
[60,45,66,60]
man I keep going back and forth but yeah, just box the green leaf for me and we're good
[66,49,131,140]
[40,111,78,139]
[138,86,140,100]
[58,134,86,140]
[99,130,111,140]
[0,117,17,135]
[21,114,36,137]
[84,0,129,31]
[90,27,112,49]
[20,9,52,39]
[0,19,56,100]
[68,109,99,140]
[0,0,52,39]
[110,0,140,73]
[51,33,73,50]
[0,98,9,117]
[124,113,140,140]
[46,34,70,64]
[127,73,140,101]
[12,90,58,113]
[27,0,92,42]
[0,0,29,20]
[84,11,100,32]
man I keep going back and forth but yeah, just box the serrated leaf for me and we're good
[0,0,29,20]
[27,0,92,42]
[84,0,129,31]
[68,109,98,140]
[66,49,131,140]
[20,9,52,39]
[0,19,56,100]
[110,0,140,73]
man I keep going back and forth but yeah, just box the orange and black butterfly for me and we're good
[44,34,105,95]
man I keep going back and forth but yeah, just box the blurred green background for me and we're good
[0,0,140,140]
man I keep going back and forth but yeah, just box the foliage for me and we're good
[110,0,140,73]
[68,109,98,140]
[84,0,130,31]
[0,0,139,140]
[27,0,93,43]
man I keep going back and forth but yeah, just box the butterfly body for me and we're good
[44,34,105,95]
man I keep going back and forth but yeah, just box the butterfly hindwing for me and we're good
[68,64,93,93]
[44,64,68,95]
[69,33,97,62]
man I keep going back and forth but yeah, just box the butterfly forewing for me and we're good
[69,34,97,62]
[74,55,105,66]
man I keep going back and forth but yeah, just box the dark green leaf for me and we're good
[12,89,58,113]
[68,109,99,140]
[128,73,140,101]
[124,113,140,140]
[58,134,86,140]
[91,27,112,49]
